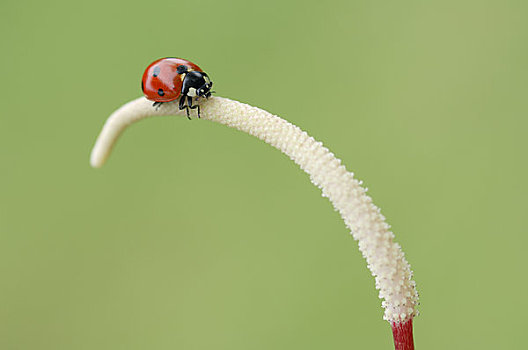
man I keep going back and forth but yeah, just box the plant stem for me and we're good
[91,96,419,348]
[391,319,415,350]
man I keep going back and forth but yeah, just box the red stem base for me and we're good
[391,319,414,350]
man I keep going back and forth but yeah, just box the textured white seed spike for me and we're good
[90,96,419,323]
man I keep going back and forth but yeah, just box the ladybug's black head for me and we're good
[181,70,214,99]
[196,73,213,98]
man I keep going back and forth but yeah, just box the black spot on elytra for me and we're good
[176,65,188,74]
[153,66,161,77]
[158,88,165,96]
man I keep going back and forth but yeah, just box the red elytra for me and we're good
[141,58,203,102]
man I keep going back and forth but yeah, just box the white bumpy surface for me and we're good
[91,96,419,322]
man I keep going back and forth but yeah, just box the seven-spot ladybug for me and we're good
[141,57,213,119]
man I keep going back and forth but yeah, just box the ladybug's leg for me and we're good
[187,96,201,118]
[179,95,191,120]
[152,101,164,110]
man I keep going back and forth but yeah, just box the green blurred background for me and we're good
[1,0,526,349]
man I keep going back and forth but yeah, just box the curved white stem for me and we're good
[90,96,419,323]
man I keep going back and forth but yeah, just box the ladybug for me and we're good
[141,57,213,119]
